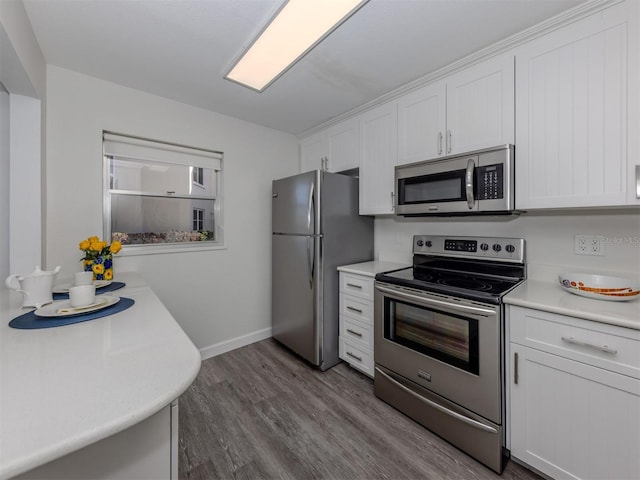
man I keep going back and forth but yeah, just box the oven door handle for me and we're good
[375,367,498,434]
[375,285,497,316]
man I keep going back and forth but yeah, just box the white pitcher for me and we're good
[5,266,62,308]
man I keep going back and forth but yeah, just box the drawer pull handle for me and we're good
[561,336,618,355]
[347,306,363,314]
[514,352,519,385]
[346,283,363,289]
[346,328,363,337]
[346,351,363,362]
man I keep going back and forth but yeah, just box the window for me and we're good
[103,132,223,253]
[192,167,204,187]
[192,208,204,231]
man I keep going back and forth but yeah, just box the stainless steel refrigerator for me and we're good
[272,170,373,370]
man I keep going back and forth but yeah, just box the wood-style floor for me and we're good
[178,339,541,480]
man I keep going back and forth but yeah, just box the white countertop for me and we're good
[0,272,201,479]
[504,279,640,330]
[337,260,409,277]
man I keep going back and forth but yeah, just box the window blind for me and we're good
[103,132,222,170]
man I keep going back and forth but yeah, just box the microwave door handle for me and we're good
[465,158,475,209]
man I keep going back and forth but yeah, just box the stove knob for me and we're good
[505,244,516,253]
[416,240,424,247]
[480,243,489,251]
[425,240,432,248]
[492,243,502,252]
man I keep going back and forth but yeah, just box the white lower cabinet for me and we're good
[339,271,375,377]
[14,402,178,480]
[508,306,640,480]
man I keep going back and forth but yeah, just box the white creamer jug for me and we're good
[5,266,62,308]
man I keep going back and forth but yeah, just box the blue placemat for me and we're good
[9,297,135,329]
[53,281,125,300]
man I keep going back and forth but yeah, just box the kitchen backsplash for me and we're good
[375,209,640,281]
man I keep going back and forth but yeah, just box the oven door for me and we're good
[374,282,502,423]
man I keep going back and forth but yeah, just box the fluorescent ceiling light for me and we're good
[225,0,368,92]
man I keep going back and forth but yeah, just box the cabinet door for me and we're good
[510,344,640,480]
[515,2,632,208]
[359,102,398,215]
[326,118,359,172]
[446,54,514,155]
[300,132,326,173]
[397,81,446,165]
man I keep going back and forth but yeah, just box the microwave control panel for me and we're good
[476,164,503,200]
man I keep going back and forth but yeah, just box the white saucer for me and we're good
[35,295,120,317]
[53,280,112,294]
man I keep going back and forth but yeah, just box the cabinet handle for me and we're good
[346,351,363,362]
[561,336,618,355]
[447,130,452,153]
[346,328,363,337]
[391,191,396,210]
[635,165,640,199]
[438,132,443,155]
[346,283,362,289]
[347,306,363,314]
[513,352,518,384]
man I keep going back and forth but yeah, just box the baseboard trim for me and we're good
[199,327,273,361]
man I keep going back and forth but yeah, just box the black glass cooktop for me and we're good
[376,257,525,305]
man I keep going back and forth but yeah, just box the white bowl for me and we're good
[558,273,640,302]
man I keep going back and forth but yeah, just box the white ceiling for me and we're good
[22,0,586,135]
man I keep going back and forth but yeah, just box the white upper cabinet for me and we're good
[359,102,398,215]
[300,118,360,173]
[300,131,326,172]
[397,81,446,165]
[326,118,360,173]
[446,54,515,155]
[515,1,639,209]
[397,54,514,166]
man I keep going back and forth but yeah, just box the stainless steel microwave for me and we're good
[395,145,515,216]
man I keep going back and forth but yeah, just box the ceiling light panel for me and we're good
[225,0,368,92]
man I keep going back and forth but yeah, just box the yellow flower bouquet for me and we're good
[79,236,122,281]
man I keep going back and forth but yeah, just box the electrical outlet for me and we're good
[574,235,605,256]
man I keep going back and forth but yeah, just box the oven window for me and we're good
[384,298,479,374]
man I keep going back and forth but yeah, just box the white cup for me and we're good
[69,285,96,308]
[74,271,94,286]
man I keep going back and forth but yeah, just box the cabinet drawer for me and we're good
[340,294,372,323]
[340,273,374,301]
[339,338,373,378]
[340,315,372,349]
[509,306,640,379]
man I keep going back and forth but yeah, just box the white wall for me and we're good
[0,2,45,285]
[46,65,299,352]
[375,209,640,281]
[0,89,8,283]
[9,94,41,274]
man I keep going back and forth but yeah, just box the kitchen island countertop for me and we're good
[337,260,409,277]
[504,279,640,330]
[0,271,201,479]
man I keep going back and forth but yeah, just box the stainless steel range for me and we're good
[374,235,525,473]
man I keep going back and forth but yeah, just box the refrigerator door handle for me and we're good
[306,236,314,289]
[307,182,315,234]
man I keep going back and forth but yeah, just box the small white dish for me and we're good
[35,295,120,317]
[558,273,640,302]
[53,280,112,294]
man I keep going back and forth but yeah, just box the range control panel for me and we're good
[414,235,525,263]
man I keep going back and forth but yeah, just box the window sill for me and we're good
[117,243,227,256]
